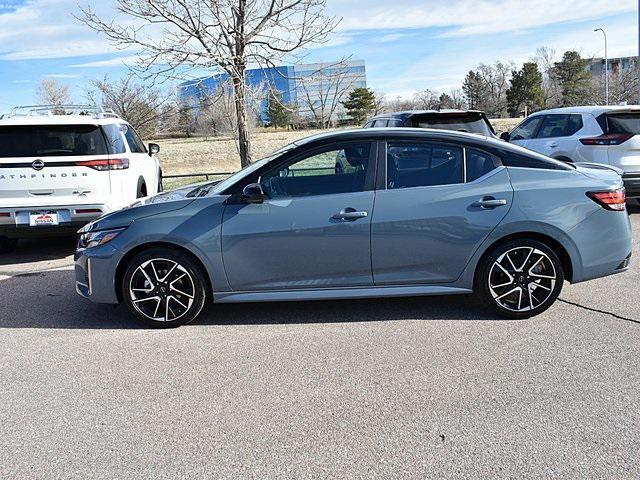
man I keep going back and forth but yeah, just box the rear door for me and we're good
[371,140,513,285]
[0,124,112,207]
[221,141,377,291]
[527,114,583,159]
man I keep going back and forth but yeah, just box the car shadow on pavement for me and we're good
[0,269,509,329]
[0,237,76,267]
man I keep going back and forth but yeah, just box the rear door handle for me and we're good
[472,197,507,209]
[332,208,368,220]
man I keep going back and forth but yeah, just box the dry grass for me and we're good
[156,119,523,188]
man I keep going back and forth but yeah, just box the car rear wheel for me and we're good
[476,239,564,319]
[0,236,18,254]
[121,248,208,328]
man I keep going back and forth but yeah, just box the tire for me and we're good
[136,178,147,199]
[0,236,18,254]
[121,247,208,328]
[475,239,564,319]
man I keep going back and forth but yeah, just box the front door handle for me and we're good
[472,197,507,209]
[548,142,558,148]
[332,208,368,221]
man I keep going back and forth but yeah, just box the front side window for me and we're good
[0,125,108,157]
[386,142,463,189]
[510,116,543,141]
[537,114,583,138]
[260,143,371,199]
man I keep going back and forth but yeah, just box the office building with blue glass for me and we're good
[178,60,367,124]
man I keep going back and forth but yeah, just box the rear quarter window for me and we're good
[497,148,573,171]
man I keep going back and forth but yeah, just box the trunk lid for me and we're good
[0,124,112,207]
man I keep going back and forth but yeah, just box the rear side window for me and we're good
[412,113,493,136]
[0,125,108,157]
[387,119,403,127]
[372,119,388,127]
[387,142,463,189]
[466,148,499,181]
[122,125,147,153]
[537,114,583,138]
[607,113,640,134]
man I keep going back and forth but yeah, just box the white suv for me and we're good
[503,105,640,198]
[0,105,161,253]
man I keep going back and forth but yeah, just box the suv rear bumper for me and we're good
[0,204,108,238]
[622,173,640,198]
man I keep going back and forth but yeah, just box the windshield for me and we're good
[210,144,296,194]
[607,112,640,135]
[0,125,108,157]
[413,113,494,136]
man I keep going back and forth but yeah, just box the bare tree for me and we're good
[86,75,174,139]
[533,46,562,108]
[372,91,386,115]
[296,62,359,128]
[413,89,440,109]
[81,0,338,168]
[36,79,71,106]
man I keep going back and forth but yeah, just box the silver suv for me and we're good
[503,106,640,198]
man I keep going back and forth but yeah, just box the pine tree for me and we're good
[267,90,292,129]
[552,51,592,106]
[506,62,545,117]
[341,87,376,125]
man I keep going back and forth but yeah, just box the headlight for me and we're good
[77,228,126,250]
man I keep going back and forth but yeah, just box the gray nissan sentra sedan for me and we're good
[74,128,632,327]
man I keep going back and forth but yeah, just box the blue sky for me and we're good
[0,0,637,112]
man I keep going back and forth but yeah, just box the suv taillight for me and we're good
[586,188,626,211]
[580,133,633,146]
[75,158,129,171]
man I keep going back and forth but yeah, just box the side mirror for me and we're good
[499,132,510,142]
[242,183,266,204]
[148,143,160,156]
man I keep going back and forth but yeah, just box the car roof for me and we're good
[369,109,486,121]
[528,105,640,117]
[0,115,128,126]
[291,127,504,150]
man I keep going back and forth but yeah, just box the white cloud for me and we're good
[43,73,79,78]
[330,0,635,37]
[0,0,119,60]
[70,55,140,68]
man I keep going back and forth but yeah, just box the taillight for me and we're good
[586,188,626,211]
[580,133,633,146]
[0,212,10,217]
[75,158,129,170]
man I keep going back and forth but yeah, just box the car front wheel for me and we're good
[476,239,564,319]
[122,248,208,328]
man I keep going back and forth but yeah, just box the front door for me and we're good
[371,141,513,285]
[221,141,376,291]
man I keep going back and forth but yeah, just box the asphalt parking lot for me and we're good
[1,210,639,479]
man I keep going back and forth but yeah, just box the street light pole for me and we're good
[595,28,608,105]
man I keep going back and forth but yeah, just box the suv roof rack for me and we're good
[2,104,120,120]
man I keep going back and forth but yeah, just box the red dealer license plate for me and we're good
[29,211,59,226]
